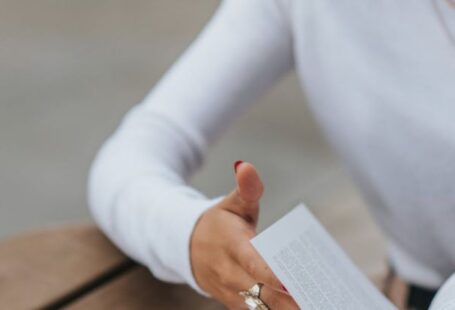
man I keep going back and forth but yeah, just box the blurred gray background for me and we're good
[0,1,386,279]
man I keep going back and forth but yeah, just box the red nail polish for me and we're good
[234,160,243,173]
[281,285,288,293]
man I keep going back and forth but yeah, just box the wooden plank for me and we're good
[0,224,128,310]
[65,266,224,310]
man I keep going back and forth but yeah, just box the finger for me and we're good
[260,285,299,309]
[217,264,295,310]
[234,240,284,293]
[215,263,256,308]
[218,161,264,224]
[234,161,263,203]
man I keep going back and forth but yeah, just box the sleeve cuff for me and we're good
[112,177,224,296]
[170,193,224,295]
[149,186,224,295]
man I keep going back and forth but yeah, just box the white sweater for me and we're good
[89,0,455,293]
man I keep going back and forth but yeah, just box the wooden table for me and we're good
[0,224,224,310]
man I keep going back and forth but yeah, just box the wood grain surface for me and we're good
[0,224,222,309]
[65,266,223,310]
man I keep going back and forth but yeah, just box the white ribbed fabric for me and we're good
[89,0,455,293]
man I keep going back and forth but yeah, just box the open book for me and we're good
[251,203,455,310]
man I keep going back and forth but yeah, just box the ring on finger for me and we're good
[239,283,270,310]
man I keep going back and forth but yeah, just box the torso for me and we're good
[290,0,455,285]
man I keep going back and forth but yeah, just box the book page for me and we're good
[251,203,396,310]
[430,274,455,310]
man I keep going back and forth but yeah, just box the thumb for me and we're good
[219,161,264,224]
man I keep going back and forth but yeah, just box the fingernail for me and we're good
[234,160,244,173]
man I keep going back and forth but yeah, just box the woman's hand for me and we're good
[190,162,298,309]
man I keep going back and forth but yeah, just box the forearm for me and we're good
[89,106,222,289]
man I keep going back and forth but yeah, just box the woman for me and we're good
[89,0,455,309]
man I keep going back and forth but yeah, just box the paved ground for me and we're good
[0,1,386,278]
